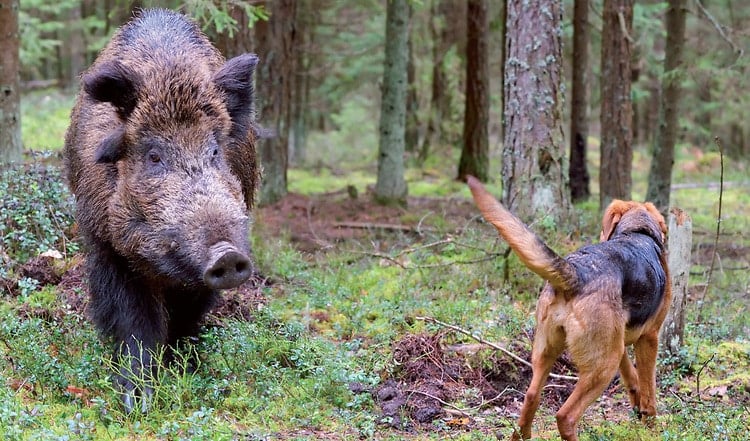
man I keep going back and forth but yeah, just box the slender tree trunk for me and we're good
[646,0,687,213]
[458,0,489,181]
[499,0,507,142]
[569,0,590,203]
[420,0,449,162]
[256,0,297,205]
[502,0,572,225]
[405,3,419,153]
[0,0,22,163]
[62,3,86,89]
[599,0,634,210]
[375,0,409,205]
[291,3,311,165]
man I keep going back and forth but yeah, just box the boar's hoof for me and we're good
[204,242,252,289]
[122,384,153,414]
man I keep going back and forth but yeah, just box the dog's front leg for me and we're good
[634,331,659,422]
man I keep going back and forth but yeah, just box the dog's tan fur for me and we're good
[466,176,671,441]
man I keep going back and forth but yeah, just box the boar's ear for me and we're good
[83,61,141,120]
[213,53,259,137]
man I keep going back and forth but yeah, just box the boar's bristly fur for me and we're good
[63,8,261,412]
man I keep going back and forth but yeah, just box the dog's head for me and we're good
[600,200,667,245]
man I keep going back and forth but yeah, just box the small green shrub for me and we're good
[0,163,78,265]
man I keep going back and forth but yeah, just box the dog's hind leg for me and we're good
[555,348,622,441]
[555,317,624,441]
[512,330,565,440]
[619,352,641,410]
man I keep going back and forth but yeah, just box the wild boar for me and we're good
[63,8,260,412]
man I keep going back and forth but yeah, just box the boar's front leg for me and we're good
[86,243,167,412]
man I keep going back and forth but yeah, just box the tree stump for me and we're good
[659,207,692,356]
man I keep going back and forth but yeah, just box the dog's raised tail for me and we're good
[466,175,577,293]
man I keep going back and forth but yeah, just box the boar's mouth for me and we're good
[203,241,253,290]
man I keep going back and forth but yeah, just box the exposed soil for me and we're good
[255,190,478,253]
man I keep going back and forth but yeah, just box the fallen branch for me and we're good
[404,389,471,416]
[333,221,432,233]
[671,181,749,190]
[415,316,578,381]
[347,236,504,270]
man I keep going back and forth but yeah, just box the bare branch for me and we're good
[694,0,744,59]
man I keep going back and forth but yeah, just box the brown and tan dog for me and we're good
[466,176,671,441]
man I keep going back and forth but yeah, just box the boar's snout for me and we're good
[204,242,253,289]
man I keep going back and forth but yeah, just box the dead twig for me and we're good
[618,11,635,44]
[695,352,716,400]
[415,316,578,381]
[693,0,744,60]
[697,137,724,323]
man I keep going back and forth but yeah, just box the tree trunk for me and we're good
[62,3,86,89]
[375,0,409,206]
[502,0,572,225]
[420,0,450,162]
[569,0,590,203]
[458,0,489,182]
[659,208,692,356]
[646,0,687,213]
[255,0,297,205]
[420,0,464,162]
[0,0,21,164]
[405,4,419,154]
[291,3,312,166]
[599,0,634,210]
[499,0,507,142]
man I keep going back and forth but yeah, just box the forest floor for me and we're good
[4,175,750,439]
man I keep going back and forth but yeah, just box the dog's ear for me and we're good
[600,200,630,241]
[643,202,667,241]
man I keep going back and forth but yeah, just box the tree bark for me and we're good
[255,0,297,205]
[646,0,687,213]
[375,0,409,206]
[599,0,634,210]
[0,0,21,164]
[502,0,572,225]
[659,208,692,356]
[405,3,419,154]
[420,0,460,162]
[458,0,489,182]
[569,0,590,203]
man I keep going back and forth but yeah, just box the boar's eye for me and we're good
[148,151,161,163]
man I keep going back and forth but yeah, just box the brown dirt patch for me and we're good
[256,191,478,253]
